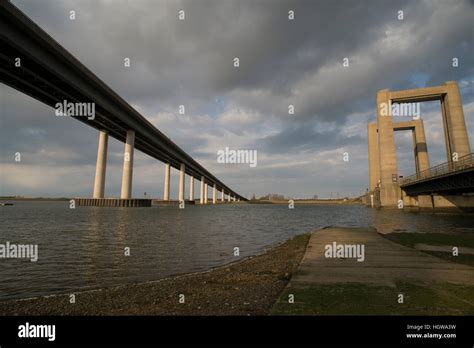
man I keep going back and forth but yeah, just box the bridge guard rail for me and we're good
[400,153,474,186]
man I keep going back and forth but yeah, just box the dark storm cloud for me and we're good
[9,0,474,118]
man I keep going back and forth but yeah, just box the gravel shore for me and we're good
[0,234,310,315]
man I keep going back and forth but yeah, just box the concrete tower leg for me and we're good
[444,81,471,159]
[413,119,430,175]
[376,90,400,207]
[441,94,453,165]
[367,122,379,192]
[413,119,432,208]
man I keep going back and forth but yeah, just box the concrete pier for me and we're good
[213,184,217,204]
[200,177,205,204]
[92,130,108,198]
[221,189,225,202]
[153,199,195,206]
[189,176,194,201]
[76,197,151,207]
[204,184,208,204]
[164,163,170,201]
[120,130,135,199]
[179,163,185,202]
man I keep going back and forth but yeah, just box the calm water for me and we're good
[0,201,473,301]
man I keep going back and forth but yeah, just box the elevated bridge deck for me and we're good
[400,154,474,196]
[0,1,246,201]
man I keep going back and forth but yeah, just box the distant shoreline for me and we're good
[0,197,70,201]
[248,199,363,205]
[1,197,363,205]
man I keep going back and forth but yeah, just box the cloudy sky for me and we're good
[1,0,473,199]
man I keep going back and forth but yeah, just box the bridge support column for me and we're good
[376,90,399,207]
[200,177,205,204]
[204,184,208,204]
[444,81,471,159]
[93,130,108,198]
[227,194,231,202]
[189,176,194,201]
[221,188,225,202]
[120,130,135,199]
[179,163,185,202]
[212,184,217,204]
[164,163,170,201]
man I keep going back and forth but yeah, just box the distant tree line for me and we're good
[250,193,286,201]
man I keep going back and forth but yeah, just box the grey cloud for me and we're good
[2,0,473,198]
[256,122,365,155]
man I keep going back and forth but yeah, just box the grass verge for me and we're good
[272,281,474,315]
[383,232,474,267]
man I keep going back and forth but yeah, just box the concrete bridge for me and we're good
[0,1,246,206]
[367,81,474,210]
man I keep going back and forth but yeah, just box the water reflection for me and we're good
[367,208,474,234]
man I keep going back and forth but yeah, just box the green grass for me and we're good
[383,232,474,248]
[271,282,474,315]
[383,233,474,266]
